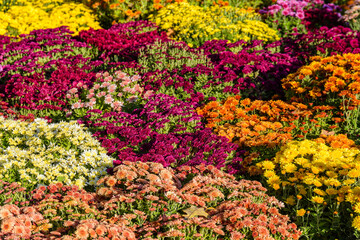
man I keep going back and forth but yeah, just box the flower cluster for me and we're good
[0,204,39,239]
[97,162,302,239]
[136,39,302,103]
[0,0,101,36]
[82,0,175,26]
[66,70,153,118]
[267,0,310,19]
[260,0,324,37]
[79,93,243,173]
[77,20,170,62]
[82,0,267,28]
[282,53,360,110]
[149,2,279,47]
[314,133,358,149]
[0,180,29,207]
[281,26,360,62]
[341,0,360,30]
[258,139,360,238]
[0,117,114,190]
[0,182,136,239]
[0,27,102,122]
[197,96,295,145]
[302,3,343,30]
[0,27,95,79]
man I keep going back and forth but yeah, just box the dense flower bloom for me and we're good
[0,0,101,36]
[149,2,279,47]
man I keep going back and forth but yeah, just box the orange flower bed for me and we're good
[197,96,337,148]
[282,53,360,110]
[197,96,343,174]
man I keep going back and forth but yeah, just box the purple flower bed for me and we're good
[79,93,243,174]
[199,40,302,99]
[77,20,171,63]
[110,36,302,103]
[302,4,344,30]
[281,26,360,62]
[0,27,99,80]
[0,27,105,120]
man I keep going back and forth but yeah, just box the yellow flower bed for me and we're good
[149,2,279,47]
[258,139,360,231]
[0,117,113,189]
[0,0,101,36]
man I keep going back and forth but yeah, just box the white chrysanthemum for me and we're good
[0,118,114,189]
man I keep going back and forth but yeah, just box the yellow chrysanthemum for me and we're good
[313,188,326,196]
[326,188,338,195]
[261,160,275,170]
[312,196,324,204]
[352,216,360,230]
[297,208,306,217]
[283,163,297,173]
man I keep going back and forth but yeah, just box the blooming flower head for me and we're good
[71,102,81,109]
[104,96,114,104]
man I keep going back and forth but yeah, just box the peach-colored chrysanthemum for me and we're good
[95,225,107,236]
[106,176,117,187]
[13,225,25,236]
[24,218,32,228]
[23,207,35,215]
[0,208,13,219]
[64,220,76,227]
[109,226,118,236]
[89,229,97,238]
[75,226,89,239]
[116,170,128,179]
[31,213,44,222]
[104,96,114,104]
[147,174,160,182]
[1,220,14,233]
[123,229,135,238]
[159,169,173,180]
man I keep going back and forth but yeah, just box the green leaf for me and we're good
[182,205,209,219]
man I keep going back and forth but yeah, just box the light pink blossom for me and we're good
[101,82,110,88]
[105,96,114,104]
[104,76,113,82]
[131,75,141,82]
[86,93,95,99]
[111,101,124,108]
[72,102,81,109]
[123,87,131,92]
[116,71,127,79]
[69,88,78,94]
[86,102,95,109]
[108,84,117,93]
